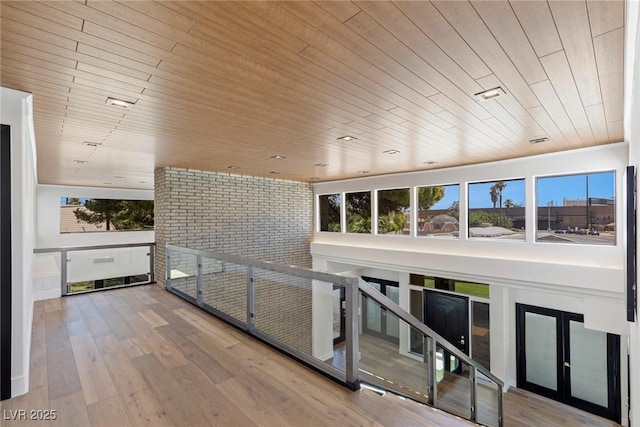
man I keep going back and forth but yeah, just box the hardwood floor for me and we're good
[331,334,499,423]
[1,284,622,426]
[1,284,475,427]
[331,333,621,427]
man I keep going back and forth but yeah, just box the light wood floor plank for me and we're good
[172,307,241,347]
[1,284,621,427]
[86,394,132,427]
[170,363,258,426]
[132,353,222,427]
[69,332,118,405]
[101,349,170,427]
[215,376,294,426]
[155,325,233,384]
[138,309,169,328]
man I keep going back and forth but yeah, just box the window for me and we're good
[536,171,615,245]
[412,274,490,299]
[417,184,459,238]
[468,179,525,240]
[377,188,410,236]
[318,194,341,232]
[345,191,371,233]
[60,197,153,233]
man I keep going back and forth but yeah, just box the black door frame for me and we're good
[423,290,470,355]
[361,276,400,344]
[423,289,469,374]
[516,304,621,423]
[1,124,12,401]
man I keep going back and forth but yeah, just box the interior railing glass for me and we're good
[165,244,503,426]
[34,242,155,295]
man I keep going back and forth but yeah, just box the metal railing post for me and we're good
[196,255,203,306]
[345,277,360,389]
[166,246,172,290]
[427,337,436,406]
[60,249,68,296]
[247,266,255,333]
[470,365,477,423]
[148,244,155,283]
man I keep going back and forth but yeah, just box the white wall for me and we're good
[313,145,629,332]
[1,87,37,398]
[626,0,640,425]
[34,184,154,300]
[312,143,630,410]
[313,143,627,288]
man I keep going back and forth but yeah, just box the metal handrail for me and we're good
[165,244,361,388]
[166,244,502,426]
[358,279,503,386]
[165,244,354,287]
[35,242,155,253]
[359,278,503,426]
[34,242,156,295]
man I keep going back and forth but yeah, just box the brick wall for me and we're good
[154,167,314,353]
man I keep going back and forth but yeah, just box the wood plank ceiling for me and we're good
[0,1,625,188]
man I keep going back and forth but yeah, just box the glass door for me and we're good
[516,304,620,422]
[564,315,620,421]
[424,291,469,375]
[361,277,400,344]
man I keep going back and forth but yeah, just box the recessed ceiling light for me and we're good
[106,97,135,109]
[103,182,112,185]
[139,180,147,184]
[529,137,549,144]
[310,177,320,180]
[227,165,240,169]
[269,171,280,174]
[83,141,102,147]
[270,155,286,160]
[383,149,400,155]
[337,135,357,142]
[423,161,438,165]
[114,176,125,179]
[73,160,87,164]
[357,170,370,174]
[314,163,328,167]
[474,87,506,101]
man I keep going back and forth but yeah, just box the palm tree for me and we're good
[495,181,506,214]
[490,186,498,209]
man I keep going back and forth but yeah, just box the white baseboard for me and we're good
[33,288,61,301]
[317,351,335,361]
[11,374,28,398]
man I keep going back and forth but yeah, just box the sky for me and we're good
[60,197,91,205]
[427,171,615,210]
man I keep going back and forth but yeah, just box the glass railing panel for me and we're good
[476,371,500,427]
[167,249,198,300]
[359,295,430,404]
[253,267,314,356]
[434,344,472,420]
[200,258,246,323]
[319,282,348,377]
[66,246,151,294]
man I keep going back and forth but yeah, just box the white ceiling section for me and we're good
[0,1,625,188]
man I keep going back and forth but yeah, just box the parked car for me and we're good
[588,230,600,236]
[555,229,566,234]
